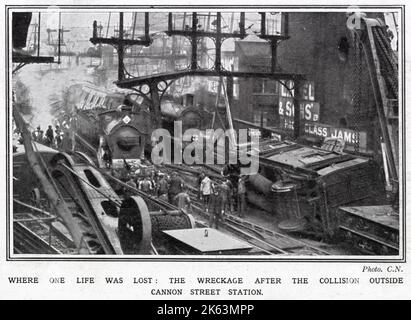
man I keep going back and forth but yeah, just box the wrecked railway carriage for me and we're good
[248,139,385,238]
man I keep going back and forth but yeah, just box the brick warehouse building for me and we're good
[233,12,392,153]
[234,36,279,128]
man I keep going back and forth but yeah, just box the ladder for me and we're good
[351,17,399,186]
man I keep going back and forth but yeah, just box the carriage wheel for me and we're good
[118,196,152,254]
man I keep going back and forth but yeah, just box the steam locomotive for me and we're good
[56,84,209,167]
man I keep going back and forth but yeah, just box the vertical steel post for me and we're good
[191,12,198,70]
[149,81,162,128]
[106,13,111,38]
[118,12,124,81]
[131,13,137,40]
[240,12,245,36]
[270,41,277,73]
[48,218,52,247]
[260,12,266,37]
[215,12,222,71]
[282,12,289,37]
[227,76,234,107]
[37,13,41,57]
[168,13,173,33]
[293,79,302,139]
[93,20,97,38]
[145,12,149,40]
[57,12,61,64]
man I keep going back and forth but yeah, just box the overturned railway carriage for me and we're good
[13,144,123,254]
[13,144,196,255]
[252,139,389,240]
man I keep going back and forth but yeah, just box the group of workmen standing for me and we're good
[31,125,64,149]
[199,172,247,229]
[110,165,194,213]
[110,161,248,230]
[27,122,249,230]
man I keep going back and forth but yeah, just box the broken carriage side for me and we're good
[247,138,397,254]
[13,142,200,255]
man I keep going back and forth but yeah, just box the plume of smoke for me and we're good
[13,61,94,131]
[12,80,32,115]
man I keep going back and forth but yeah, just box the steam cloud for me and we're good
[13,59,95,131]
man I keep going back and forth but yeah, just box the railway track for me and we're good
[15,139,330,256]
[100,162,325,256]
[162,164,331,256]
[13,200,76,254]
[339,225,398,255]
[14,221,62,254]
[191,202,330,256]
[223,214,330,255]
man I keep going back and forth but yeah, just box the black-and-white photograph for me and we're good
[9,6,402,258]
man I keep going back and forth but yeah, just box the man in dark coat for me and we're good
[55,125,63,149]
[208,187,223,229]
[45,125,54,147]
[156,174,169,197]
[219,178,233,215]
[168,171,183,205]
[237,175,247,218]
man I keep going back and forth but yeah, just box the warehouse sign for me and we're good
[303,122,367,148]
[279,80,320,131]
[279,81,319,131]
[301,81,315,101]
[279,98,320,122]
[248,128,262,137]
[280,80,315,101]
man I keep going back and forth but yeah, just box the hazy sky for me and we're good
[20,10,399,54]
[23,11,265,53]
